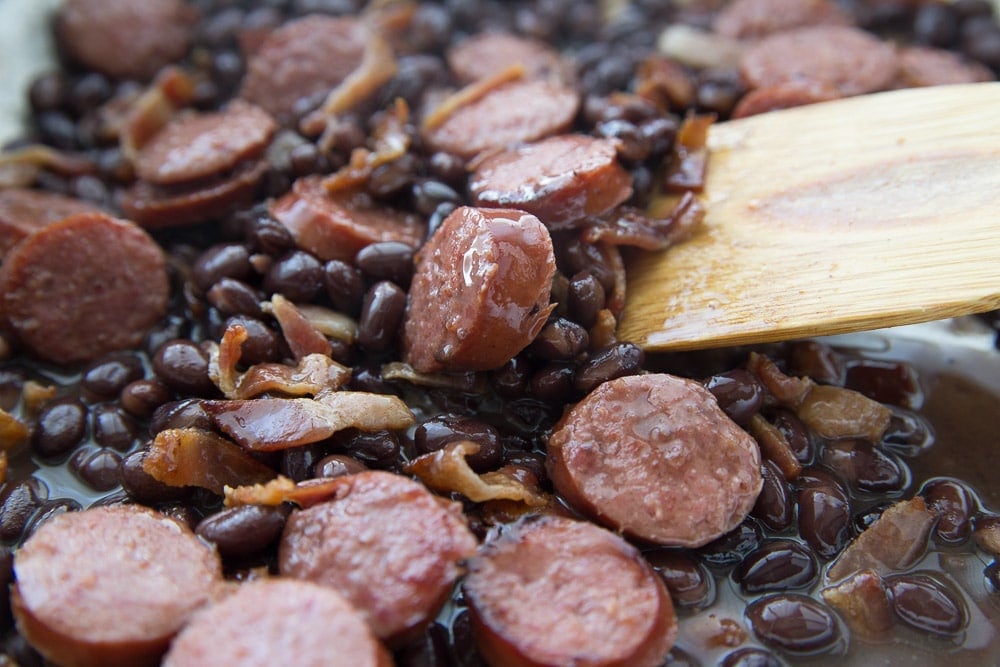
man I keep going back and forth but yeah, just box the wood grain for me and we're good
[619,83,1000,352]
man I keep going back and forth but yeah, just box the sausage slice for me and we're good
[422,79,580,160]
[713,0,852,39]
[0,213,169,364]
[740,26,899,96]
[239,15,368,123]
[446,31,572,84]
[469,135,633,229]
[56,0,197,81]
[896,47,995,87]
[401,206,556,373]
[270,175,426,262]
[463,516,677,667]
[163,579,392,667]
[133,101,277,186]
[278,471,478,646]
[547,373,763,548]
[11,505,223,667]
[0,188,101,258]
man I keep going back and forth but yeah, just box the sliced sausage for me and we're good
[0,188,101,258]
[270,175,426,262]
[133,102,277,186]
[0,213,169,364]
[401,206,556,373]
[239,15,368,124]
[446,31,572,84]
[278,471,478,646]
[713,0,852,39]
[463,515,677,667]
[11,505,223,667]
[547,373,763,548]
[56,0,197,81]
[731,80,841,118]
[163,579,392,667]
[121,159,268,229]
[740,26,900,96]
[896,46,995,87]
[422,79,580,160]
[469,135,633,229]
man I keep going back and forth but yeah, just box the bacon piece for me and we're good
[142,428,277,494]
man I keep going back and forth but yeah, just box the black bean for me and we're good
[698,520,762,569]
[81,352,144,399]
[315,453,369,479]
[644,549,713,608]
[882,406,935,456]
[71,447,122,491]
[428,151,466,184]
[249,215,297,257]
[567,271,605,328]
[720,647,782,667]
[288,141,328,176]
[845,360,922,409]
[560,236,615,293]
[357,281,406,352]
[502,398,559,438]
[0,480,45,542]
[120,378,172,419]
[504,450,547,486]
[149,399,214,435]
[414,415,503,473]
[703,369,764,425]
[887,574,968,637]
[595,119,649,162]
[335,429,401,467]
[196,504,290,558]
[0,545,12,629]
[734,539,818,595]
[914,2,960,46]
[225,315,285,365]
[752,459,793,532]
[368,152,417,199]
[119,450,189,504]
[746,594,841,655]
[92,404,138,451]
[530,318,589,361]
[28,71,67,112]
[324,259,367,316]
[986,561,1000,593]
[771,409,813,464]
[412,179,460,218]
[574,342,644,393]
[68,72,112,115]
[153,339,216,396]
[953,0,995,19]
[191,243,253,292]
[32,397,88,459]
[263,250,323,302]
[281,444,326,482]
[695,74,742,117]
[821,440,908,494]
[207,278,264,317]
[426,201,458,242]
[355,241,415,286]
[492,356,533,399]
[920,478,976,544]
[855,502,891,533]
[530,363,577,403]
[964,25,1000,68]
[797,471,852,559]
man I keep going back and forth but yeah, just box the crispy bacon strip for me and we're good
[143,428,277,494]
[224,475,347,508]
[405,441,550,507]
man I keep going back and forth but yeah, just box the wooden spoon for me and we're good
[618,83,1000,352]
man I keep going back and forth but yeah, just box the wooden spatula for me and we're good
[618,82,1000,352]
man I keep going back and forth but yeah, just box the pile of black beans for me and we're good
[2,1,999,666]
